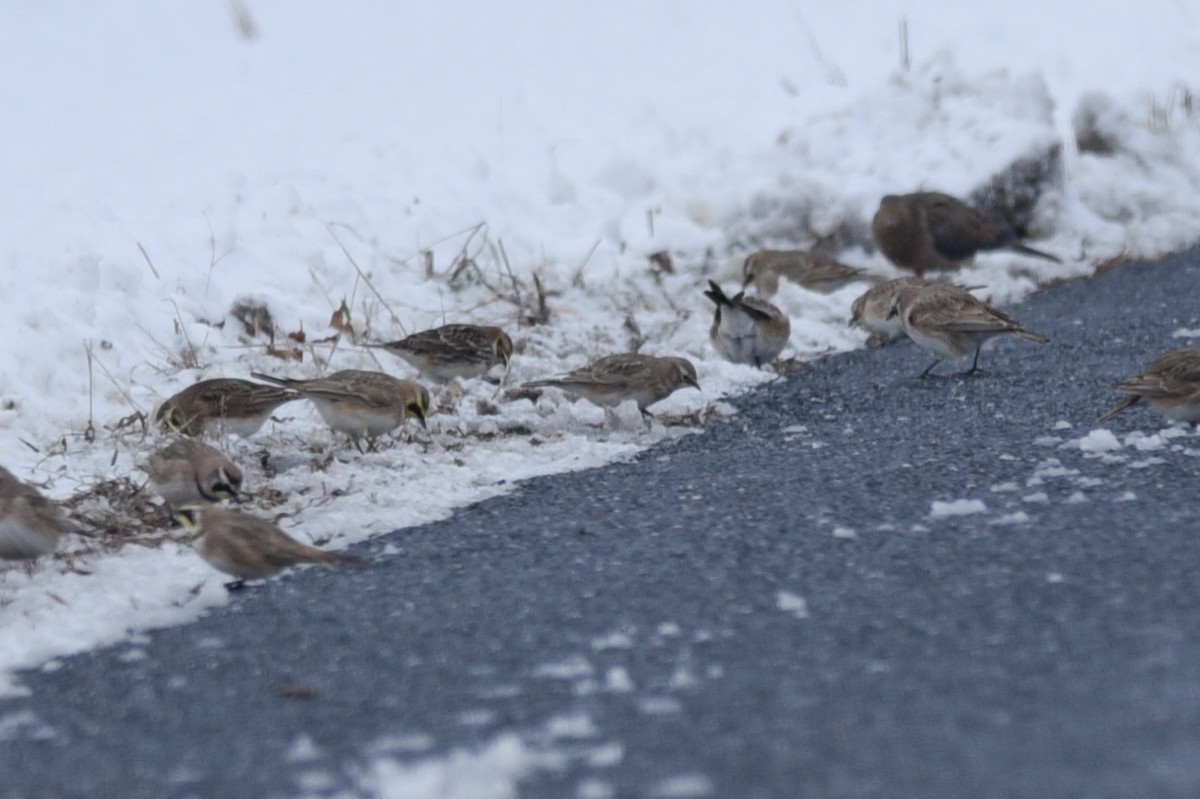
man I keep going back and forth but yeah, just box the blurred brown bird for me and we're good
[1098,348,1200,424]
[742,249,873,295]
[173,504,364,590]
[145,439,243,507]
[0,466,84,561]
[371,324,513,382]
[888,282,1049,377]
[523,354,700,422]
[155,378,301,438]
[872,192,1060,275]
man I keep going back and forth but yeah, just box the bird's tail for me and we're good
[249,372,297,388]
[1097,394,1140,422]
[1009,243,1061,264]
[313,549,368,568]
[703,280,733,307]
[1014,328,1050,344]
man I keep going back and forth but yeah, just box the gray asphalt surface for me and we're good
[4,249,1200,799]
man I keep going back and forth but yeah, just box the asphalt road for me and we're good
[4,249,1200,799]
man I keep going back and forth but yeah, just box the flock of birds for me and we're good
[1,190,1197,590]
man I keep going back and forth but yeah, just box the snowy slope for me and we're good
[1,0,1199,700]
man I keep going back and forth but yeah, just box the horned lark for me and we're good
[155,378,301,438]
[888,283,1049,377]
[172,504,364,590]
[742,250,873,295]
[524,354,700,421]
[873,192,1060,275]
[145,439,243,507]
[250,369,429,450]
[850,277,936,345]
[371,324,513,382]
[0,466,81,561]
[703,280,791,367]
[1098,348,1200,424]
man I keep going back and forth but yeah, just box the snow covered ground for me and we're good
[2,0,1199,722]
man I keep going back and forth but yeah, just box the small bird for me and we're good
[250,370,429,450]
[371,324,513,382]
[703,280,791,367]
[742,249,873,295]
[0,466,82,561]
[1098,348,1200,424]
[523,354,700,421]
[850,277,939,346]
[145,439,243,507]
[155,378,301,438]
[887,283,1049,377]
[172,504,364,590]
[872,192,1061,275]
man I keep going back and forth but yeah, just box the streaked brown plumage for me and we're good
[873,192,1060,275]
[523,354,700,421]
[145,439,243,507]
[173,504,364,590]
[703,280,791,367]
[1098,348,1200,424]
[372,324,513,382]
[850,277,939,346]
[250,369,429,450]
[0,466,81,561]
[742,249,873,295]
[155,378,301,438]
[888,283,1049,377]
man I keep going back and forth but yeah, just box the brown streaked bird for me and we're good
[0,466,83,561]
[250,369,429,451]
[172,504,364,590]
[703,280,791,367]
[371,324,513,382]
[155,378,301,438]
[523,354,700,421]
[1098,348,1200,424]
[872,191,1061,275]
[742,249,874,295]
[850,277,939,346]
[887,283,1049,377]
[145,439,243,507]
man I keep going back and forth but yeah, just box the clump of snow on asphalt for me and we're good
[335,733,552,799]
[776,591,810,619]
[930,499,989,518]
[2,0,1200,693]
[1074,429,1123,453]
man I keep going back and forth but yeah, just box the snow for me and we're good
[1075,429,1123,453]
[776,590,811,619]
[1,0,1200,708]
[930,499,988,518]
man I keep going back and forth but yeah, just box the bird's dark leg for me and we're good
[962,347,984,376]
[919,359,943,378]
[223,579,246,592]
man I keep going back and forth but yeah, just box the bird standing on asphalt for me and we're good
[888,283,1049,377]
[872,191,1060,275]
[371,323,513,382]
[1098,348,1200,424]
[523,354,700,422]
[172,504,364,591]
[703,280,791,368]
